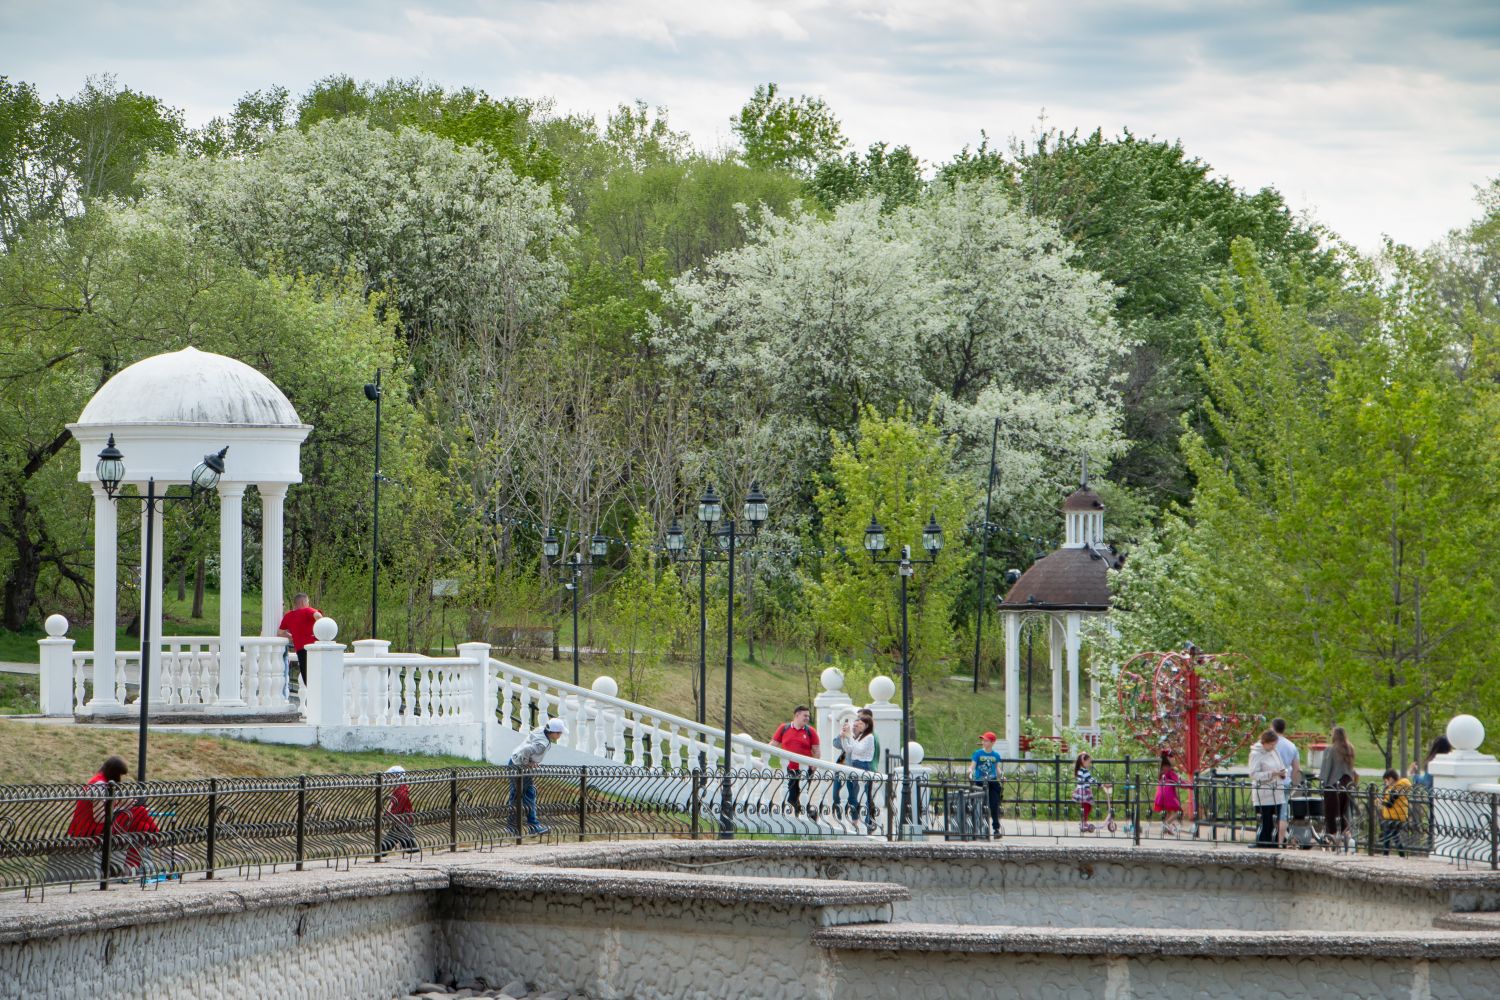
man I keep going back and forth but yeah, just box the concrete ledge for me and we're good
[0,865,449,945]
[511,839,1500,894]
[812,923,1500,958]
[446,862,909,908]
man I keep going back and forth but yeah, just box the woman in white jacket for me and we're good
[1248,730,1288,848]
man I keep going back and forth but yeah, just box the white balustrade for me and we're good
[333,655,482,727]
[487,658,874,781]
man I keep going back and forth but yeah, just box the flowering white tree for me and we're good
[138,116,570,342]
[652,182,1128,505]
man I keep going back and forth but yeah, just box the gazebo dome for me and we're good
[999,546,1122,611]
[76,347,303,428]
[1062,486,1105,512]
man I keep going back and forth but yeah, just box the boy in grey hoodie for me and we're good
[508,717,567,833]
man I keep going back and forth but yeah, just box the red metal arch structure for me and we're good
[1116,648,1263,783]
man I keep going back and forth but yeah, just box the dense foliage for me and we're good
[2,74,1496,762]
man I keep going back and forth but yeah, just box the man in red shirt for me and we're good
[277,592,323,687]
[771,705,819,816]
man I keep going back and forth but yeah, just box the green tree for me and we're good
[607,511,686,702]
[1177,240,1500,765]
[806,406,976,676]
[0,206,425,630]
[808,142,924,212]
[730,83,846,177]
[1014,127,1341,504]
[0,75,185,243]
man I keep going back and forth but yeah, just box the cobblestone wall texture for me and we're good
[616,854,1448,930]
[3,844,1499,1000]
[3,887,438,999]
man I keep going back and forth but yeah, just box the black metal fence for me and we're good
[0,766,890,894]
[3,763,1495,895]
[918,764,1500,868]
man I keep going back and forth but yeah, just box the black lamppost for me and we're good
[363,370,382,639]
[95,435,227,785]
[542,528,609,687]
[666,483,768,839]
[864,512,943,831]
[972,416,1000,693]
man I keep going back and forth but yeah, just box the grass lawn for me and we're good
[0,718,483,785]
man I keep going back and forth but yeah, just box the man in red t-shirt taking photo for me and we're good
[277,592,323,691]
[771,705,820,817]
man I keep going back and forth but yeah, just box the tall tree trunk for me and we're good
[192,556,206,619]
[176,563,187,602]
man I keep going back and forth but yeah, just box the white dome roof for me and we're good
[76,347,304,428]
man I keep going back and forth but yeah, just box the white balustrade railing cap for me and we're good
[491,657,873,777]
[344,655,477,668]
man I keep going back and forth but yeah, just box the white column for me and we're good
[89,486,120,711]
[217,482,246,707]
[1049,616,1063,736]
[864,676,902,773]
[38,614,76,716]
[140,500,165,704]
[1065,612,1082,729]
[260,484,287,638]
[814,666,855,764]
[306,618,347,728]
[1428,715,1500,860]
[1004,611,1021,758]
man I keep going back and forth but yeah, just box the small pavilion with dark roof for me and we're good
[997,477,1124,755]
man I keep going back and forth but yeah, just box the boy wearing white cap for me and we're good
[508,718,567,833]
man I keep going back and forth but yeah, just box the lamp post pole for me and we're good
[666,484,768,839]
[721,521,737,839]
[865,513,943,833]
[364,370,383,639]
[137,477,157,786]
[94,436,227,786]
[543,530,608,688]
[698,542,707,726]
[972,416,1000,693]
[569,554,581,687]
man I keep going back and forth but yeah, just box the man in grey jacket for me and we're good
[508,717,566,834]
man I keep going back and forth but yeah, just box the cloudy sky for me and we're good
[5,0,1497,251]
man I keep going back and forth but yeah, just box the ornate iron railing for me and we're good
[3,766,1492,895]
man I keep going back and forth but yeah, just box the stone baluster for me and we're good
[561,695,580,749]
[518,683,534,734]
[73,655,88,712]
[665,724,682,770]
[632,717,648,767]
[612,711,627,764]
[240,646,256,708]
[400,663,415,725]
[498,673,513,730]
[650,720,665,769]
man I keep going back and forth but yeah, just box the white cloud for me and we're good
[4,0,1497,250]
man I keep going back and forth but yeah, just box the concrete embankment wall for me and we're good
[3,843,1500,1000]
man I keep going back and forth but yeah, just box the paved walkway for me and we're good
[0,661,36,675]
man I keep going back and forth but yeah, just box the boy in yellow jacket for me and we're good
[1379,768,1411,857]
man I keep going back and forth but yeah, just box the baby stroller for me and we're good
[1286,788,1324,849]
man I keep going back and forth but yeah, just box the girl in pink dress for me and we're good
[1154,750,1184,836]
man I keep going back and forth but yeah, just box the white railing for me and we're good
[489,657,871,777]
[58,635,289,712]
[338,655,480,727]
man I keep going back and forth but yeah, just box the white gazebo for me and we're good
[65,347,312,716]
[997,478,1123,756]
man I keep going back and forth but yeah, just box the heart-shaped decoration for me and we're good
[1115,649,1263,776]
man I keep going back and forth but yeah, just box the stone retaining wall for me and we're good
[2,843,1499,999]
